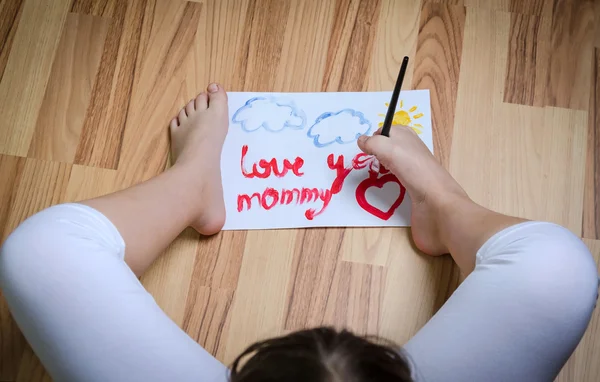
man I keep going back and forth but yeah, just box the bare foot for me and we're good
[170,83,228,235]
[358,126,469,255]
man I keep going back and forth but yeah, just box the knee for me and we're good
[520,225,598,327]
[0,206,63,294]
[0,204,124,295]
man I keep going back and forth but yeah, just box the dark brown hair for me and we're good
[230,327,413,382]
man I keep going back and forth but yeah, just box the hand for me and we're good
[358,125,452,204]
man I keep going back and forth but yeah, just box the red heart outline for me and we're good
[355,174,406,220]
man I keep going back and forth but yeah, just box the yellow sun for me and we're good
[378,100,424,134]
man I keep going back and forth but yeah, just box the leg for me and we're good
[83,83,228,276]
[0,83,230,381]
[404,222,598,382]
[359,126,598,381]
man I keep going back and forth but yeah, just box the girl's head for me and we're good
[230,327,413,381]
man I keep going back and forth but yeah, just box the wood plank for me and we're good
[284,229,344,331]
[544,0,594,110]
[556,239,600,382]
[71,0,118,17]
[320,0,360,91]
[2,159,72,240]
[186,0,253,91]
[451,8,588,234]
[539,107,588,233]
[412,2,465,169]
[273,0,336,91]
[324,0,382,91]
[0,154,25,380]
[15,344,51,382]
[189,232,246,290]
[503,12,551,106]
[74,0,146,169]
[594,1,600,48]
[141,228,200,326]
[223,230,298,364]
[114,0,202,187]
[0,154,24,236]
[367,0,419,91]
[583,48,599,239]
[28,13,109,163]
[378,227,458,344]
[340,227,395,266]
[64,165,119,203]
[182,286,234,361]
[0,158,70,380]
[0,0,71,157]
[464,0,552,17]
[322,261,384,335]
[240,0,291,91]
[0,0,24,82]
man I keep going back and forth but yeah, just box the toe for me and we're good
[178,108,187,123]
[207,83,228,112]
[185,99,195,116]
[170,117,178,129]
[195,92,208,111]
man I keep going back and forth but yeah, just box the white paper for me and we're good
[221,90,433,230]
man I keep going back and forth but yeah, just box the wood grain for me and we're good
[412,2,465,169]
[114,0,202,187]
[284,229,344,331]
[368,0,420,91]
[452,8,588,234]
[28,13,108,163]
[74,0,146,169]
[64,165,119,202]
[224,230,298,364]
[341,227,395,266]
[583,48,599,239]
[187,0,254,91]
[0,154,24,236]
[2,159,71,240]
[273,0,336,91]
[0,0,24,82]
[239,0,290,91]
[71,0,118,17]
[556,239,600,381]
[378,228,457,344]
[0,154,25,380]
[0,158,71,380]
[16,345,51,382]
[544,0,594,110]
[141,228,201,326]
[464,0,552,17]
[183,286,234,360]
[337,0,381,91]
[0,0,71,157]
[503,12,550,106]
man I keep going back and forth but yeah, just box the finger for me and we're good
[357,134,393,159]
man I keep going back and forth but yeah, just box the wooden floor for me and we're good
[0,0,598,380]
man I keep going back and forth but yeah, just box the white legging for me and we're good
[0,204,597,382]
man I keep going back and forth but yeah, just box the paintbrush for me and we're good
[380,56,409,137]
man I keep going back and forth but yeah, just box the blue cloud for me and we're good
[232,96,306,132]
[307,109,372,147]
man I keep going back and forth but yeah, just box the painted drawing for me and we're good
[222,90,432,230]
[378,100,424,134]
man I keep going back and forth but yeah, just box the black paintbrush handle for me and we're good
[381,56,409,137]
